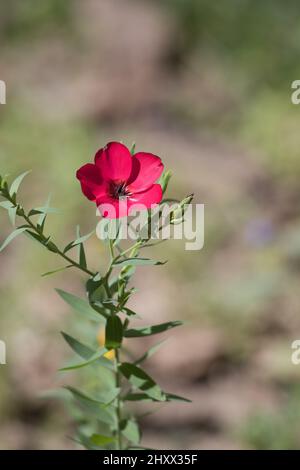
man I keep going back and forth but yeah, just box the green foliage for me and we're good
[121,419,140,446]
[0,166,188,450]
[9,170,31,198]
[113,257,166,267]
[61,332,96,360]
[0,0,73,43]
[125,321,183,338]
[59,347,107,372]
[0,227,28,252]
[160,170,172,194]
[90,434,115,447]
[119,362,165,401]
[241,388,300,449]
[56,289,103,322]
[105,316,123,350]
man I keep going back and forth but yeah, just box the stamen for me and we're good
[110,181,131,199]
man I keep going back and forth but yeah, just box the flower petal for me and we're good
[128,152,164,192]
[76,163,107,201]
[128,184,163,210]
[96,184,163,218]
[95,142,132,182]
[96,196,129,219]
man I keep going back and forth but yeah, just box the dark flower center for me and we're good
[110,181,131,200]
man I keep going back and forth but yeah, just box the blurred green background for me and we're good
[1,0,300,449]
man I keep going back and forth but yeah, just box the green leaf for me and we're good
[59,347,107,371]
[122,307,138,317]
[0,201,14,210]
[8,206,17,225]
[130,142,136,155]
[61,332,96,360]
[90,434,115,447]
[165,392,192,403]
[9,170,31,197]
[76,225,87,269]
[170,194,194,223]
[28,209,43,216]
[56,289,104,322]
[124,391,191,403]
[119,362,165,401]
[65,386,105,404]
[41,265,72,277]
[125,321,183,338]
[124,392,163,402]
[113,257,166,268]
[121,419,140,445]
[105,315,123,349]
[113,220,123,247]
[63,230,94,253]
[0,227,28,252]
[160,169,172,194]
[65,387,115,426]
[135,339,166,365]
[100,387,121,405]
[86,275,106,303]
[36,194,58,231]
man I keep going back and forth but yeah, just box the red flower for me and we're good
[76,142,164,218]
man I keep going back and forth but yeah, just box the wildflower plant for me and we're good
[0,142,193,450]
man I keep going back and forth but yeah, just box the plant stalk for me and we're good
[115,348,122,450]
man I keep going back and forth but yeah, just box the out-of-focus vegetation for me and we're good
[1,0,300,449]
[0,0,72,42]
[158,0,300,180]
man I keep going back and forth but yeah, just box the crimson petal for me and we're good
[128,152,164,193]
[95,142,132,182]
[128,184,163,211]
[76,163,107,201]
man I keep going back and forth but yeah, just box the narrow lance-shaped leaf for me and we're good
[121,419,140,445]
[55,289,105,322]
[61,332,96,360]
[59,347,107,371]
[9,170,31,197]
[119,362,165,401]
[65,387,116,426]
[8,206,17,226]
[36,194,59,231]
[113,257,166,268]
[0,227,28,252]
[134,339,167,365]
[65,386,108,406]
[0,201,14,210]
[165,392,192,403]
[160,169,172,194]
[41,265,72,277]
[76,225,87,269]
[124,392,162,402]
[105,315,123,349]
[63,229,94,253]
[125,320,183,338]
[124,391,191,403]
[130,142,136,155]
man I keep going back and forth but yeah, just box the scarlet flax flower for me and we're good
[76,142,164,218]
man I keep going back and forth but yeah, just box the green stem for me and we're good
[1,191,97,278]
[117,240,141,259]
[22,212,96,277]
[115,348,122,450]
[109,238,115,261]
